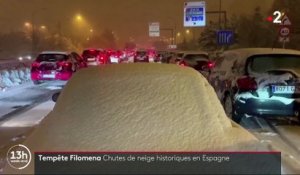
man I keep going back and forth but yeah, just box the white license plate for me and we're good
[110,57,119,63]
[43,74,55,78]
[272,85,295,94]
[87,58,96,61]
[87,62,98,66]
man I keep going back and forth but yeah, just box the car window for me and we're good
[82,50,100,58]
[137,51,147,56]
[36,54,68,62]
[184,54,208,61]
[249,54,300,74]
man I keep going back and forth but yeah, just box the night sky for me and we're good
[0,0,274,47]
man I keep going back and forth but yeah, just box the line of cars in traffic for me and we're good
[30,47,300,124]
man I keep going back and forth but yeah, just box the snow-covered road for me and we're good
[241,117,300,173]
[0,82,60,120]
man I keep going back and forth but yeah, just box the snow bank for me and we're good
[4,64,272,174]
[0,60,31,92]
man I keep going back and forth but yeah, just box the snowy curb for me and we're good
[0,60,32,92]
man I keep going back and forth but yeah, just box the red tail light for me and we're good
[207,62,214,68]
[179,61,187,67]
[31,61,40,71]
[57,61,72,70]
[237,76,257,91]
[32,61,40,68]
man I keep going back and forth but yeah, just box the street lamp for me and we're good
[75,14,83,22]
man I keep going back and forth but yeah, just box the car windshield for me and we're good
[36,54,68,62]
[250,54,300,74]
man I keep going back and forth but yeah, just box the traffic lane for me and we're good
[0,100,55,170]
[240,117,300,173]
[0,81,62,119]
[0,101,55,148]
[0,126,34,150]
[0,126,34,171]
[275,125,300,152]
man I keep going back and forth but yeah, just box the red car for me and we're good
[82,49,109,66]
[31,51,86,85]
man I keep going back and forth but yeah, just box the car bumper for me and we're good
[87,61,99,66]
[31,71,72,81]
[235,96,300,117]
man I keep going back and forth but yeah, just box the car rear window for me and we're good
[137,51,147,56]
[36,54,68,62]
[177,53,184,58]
[249,54,300,74]
[184,54,208,60]
[82,50,100,57]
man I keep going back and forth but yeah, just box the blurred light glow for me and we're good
[24,22,31,27]
[75,14,83,21]
[18,57,23,61]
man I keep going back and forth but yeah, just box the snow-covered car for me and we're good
[5,63,280,174]
[209,48,300,123]
[179,51,212,70]
[31,51,86,85]
[168,50,184,64]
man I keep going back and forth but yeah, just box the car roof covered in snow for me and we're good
[224,48,300,59]
[4,63,273,173]
[217,48,300,67]
[40,51,69,55]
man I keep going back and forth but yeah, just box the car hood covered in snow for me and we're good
[5,64,272,173]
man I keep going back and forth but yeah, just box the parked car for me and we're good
[31,51,86,85]
[178,51,213,72]
[168,51,184,63]
[82,48,108,66]
[209,48,300,123]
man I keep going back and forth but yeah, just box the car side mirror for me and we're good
[52,92,60,102]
